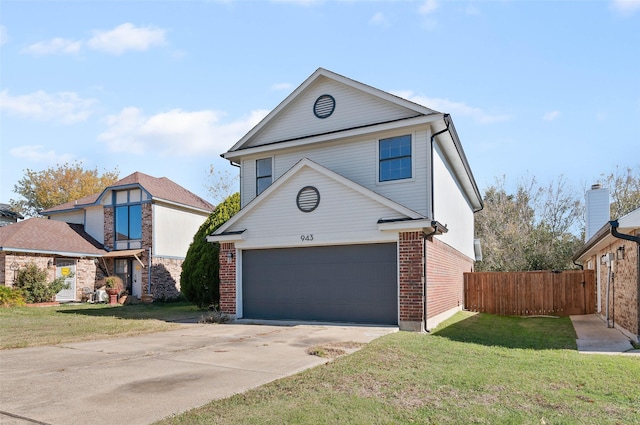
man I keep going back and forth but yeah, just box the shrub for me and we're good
[181,192,240,308]
[13,263,70,303]
[0,286,26,307]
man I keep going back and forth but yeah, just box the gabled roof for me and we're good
[0,218,106,257]
[43,172,214,214]
[573,206,640,262]
[225,67,440,155]
[209,158,424,240]
[220,68,483,213]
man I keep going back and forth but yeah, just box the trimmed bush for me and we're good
[180,193,240,308]
[0,286,26,307]
[13,263,70,303]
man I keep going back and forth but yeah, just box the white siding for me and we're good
[247,77,419,148]
[432,145,475,259]
[241,128,430,216]
[228,166,404,250]
[49,211,84,225]
[153,204,208,258]
[84,205,104,243]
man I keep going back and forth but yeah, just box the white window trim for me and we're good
[255,156,275,196]
[376,132,416,186]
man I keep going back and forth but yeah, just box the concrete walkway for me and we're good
[570,314,639,355]
[0,323,396,425]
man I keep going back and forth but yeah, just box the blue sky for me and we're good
[1,0,639,207]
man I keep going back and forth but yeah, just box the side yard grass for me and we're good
[0,301,202,349]
[157,312,640,425]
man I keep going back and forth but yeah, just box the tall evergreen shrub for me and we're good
[180,192,240,308]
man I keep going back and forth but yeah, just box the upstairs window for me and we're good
[379,135,412,182]
[115,204,142,241]
[114,189,142,245]
[256,158,273,195]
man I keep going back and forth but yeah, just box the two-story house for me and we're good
[207,68,483,332]
[0,172,214,301]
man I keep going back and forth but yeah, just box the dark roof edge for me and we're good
[572,221,612,262]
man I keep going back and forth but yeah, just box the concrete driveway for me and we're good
[0,323,396,425]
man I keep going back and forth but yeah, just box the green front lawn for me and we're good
[0,301,202,349]
[157,312,640,425]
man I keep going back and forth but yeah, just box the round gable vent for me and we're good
[297,186,320,212]
[313,94,335,119]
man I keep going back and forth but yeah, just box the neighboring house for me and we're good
[0,203,23,226]
[573,185,640,342]
[207,68,483,332]
[0,172,214,302]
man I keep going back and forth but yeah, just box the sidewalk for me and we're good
[570,314,639,356]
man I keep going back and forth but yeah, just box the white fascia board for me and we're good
[206,232,246,243]
[433,123,483,212]
[211,158,423,236]
[377,219,436,232]
[153,198,212,215]
[223,114,442,162]
[618,207,640,230]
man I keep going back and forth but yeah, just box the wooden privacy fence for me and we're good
[464,270,595,316]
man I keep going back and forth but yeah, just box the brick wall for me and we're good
[218,243,236,315]
[426,236,473,320]
[398,231,425,331]
[591,235,639,341]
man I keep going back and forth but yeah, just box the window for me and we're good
[115,204,142,241]
[256,158,273,195]
[379,135,412,182]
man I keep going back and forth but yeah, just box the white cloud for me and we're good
[419,0,439,15]
[0,90,96,124]
[23,23,167,56]
[10,145,75,163]
[370,12,390,27]
[610,0,640,16]
[23,37,82,55]
[0,25,7,46]
[542,110,561,122]
[394,90,511,124]
[99,107,268,156]
[87,23,166,55]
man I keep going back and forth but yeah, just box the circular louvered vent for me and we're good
[297,186,320,212]
[313,94,335,119]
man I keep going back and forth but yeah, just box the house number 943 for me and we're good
[300,234,314,242]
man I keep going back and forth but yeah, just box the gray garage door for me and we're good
[242,243,397,324]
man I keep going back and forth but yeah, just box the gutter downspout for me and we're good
[610,220,640,340]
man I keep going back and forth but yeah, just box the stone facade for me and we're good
[0,252,102,301]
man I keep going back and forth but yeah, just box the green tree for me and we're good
[475,175,582,271]
[11,161,119,217]
[13,263,70,303]
[180,192,240,308]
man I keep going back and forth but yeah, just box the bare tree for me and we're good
[205,165,239,205]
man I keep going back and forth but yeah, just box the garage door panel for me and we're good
[243,243,397,324]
